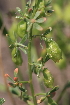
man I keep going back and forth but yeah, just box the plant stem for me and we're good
[15,43,28,49]
[28,40,37,105]
[19,81,29,84]
[35,93,46,96]
[57,82,70,103]
[28,25,37,105]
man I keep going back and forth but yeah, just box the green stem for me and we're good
[18,81,29,84]
[57,82,70,103]
[28,25,37,105]
[35,93,46,96]
[28,40,37,105]
[15,43,28,49]
[56,87,65,103]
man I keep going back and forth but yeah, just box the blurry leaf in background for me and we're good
[9,22,17,42]
[0,84,6,92]
[63,3,70,23]
[0,13,3,29]
[2,27,8,35]
[53,4,62,19]
[0,13,8,35]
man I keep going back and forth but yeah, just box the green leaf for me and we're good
[16,7,23,15]
[19,87,26,92]
[49,86,59,94]
[11,89,19,95]
[36,17,46,23]
[19,47,27,54]
[43,27,52,35]
[45,0,52,7]
[46,86,59,97]
[47,97,58,105]
[0,98,5,105]
[33,23,43,31]
[34,11,41,19]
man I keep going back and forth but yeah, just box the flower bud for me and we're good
[14,68,18,72]
[5,74,10,78]
[14,77,18,81]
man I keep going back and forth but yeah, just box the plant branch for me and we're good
[57,81,70,103]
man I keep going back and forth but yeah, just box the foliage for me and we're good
[4,0,62,105]
[0,0,70,105]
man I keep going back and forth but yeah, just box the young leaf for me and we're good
[33,23,43,31]
[36,17,47,23]
[16,7,23,15]
[34,11,41,19]
[19,87,26,92]
[43,27,52,35]
[19,47,27,54]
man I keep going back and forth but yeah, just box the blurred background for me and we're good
[0,0,70,105]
